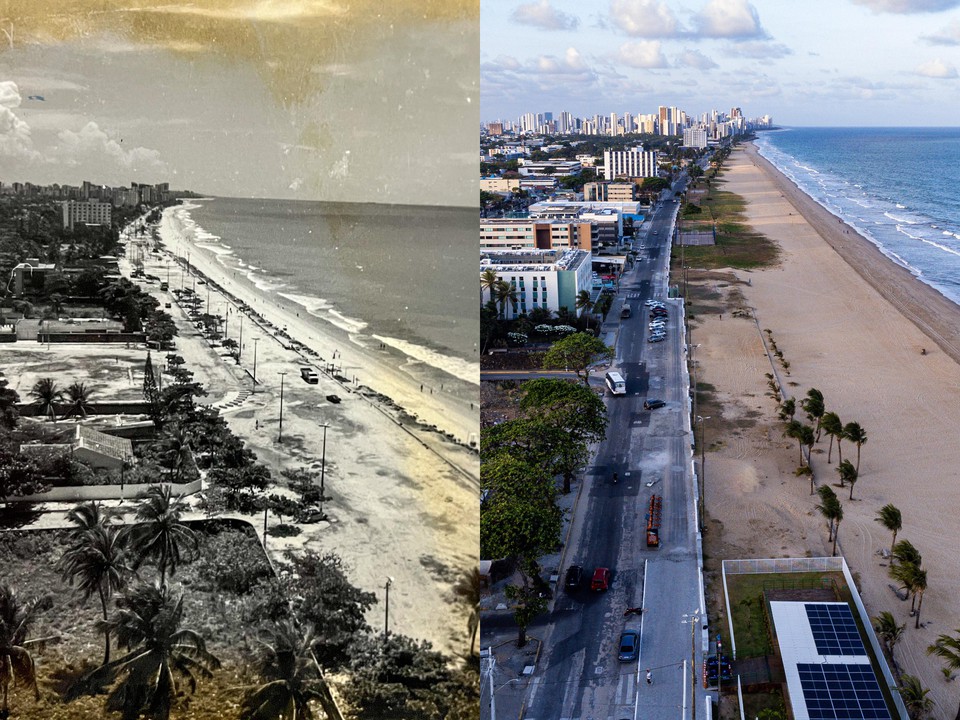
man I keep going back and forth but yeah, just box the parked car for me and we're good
[565,565,584,592]
[326,394,341,403]
[644,399,666,410]
[618,631,640,662]
[591,567,611,591]
[648,335,666,343]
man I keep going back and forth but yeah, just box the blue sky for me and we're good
[481,0,960,126]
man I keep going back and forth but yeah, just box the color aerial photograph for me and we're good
[0,1,479,719]
[479,1,960,719]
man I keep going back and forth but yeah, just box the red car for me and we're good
[591,567,611,591]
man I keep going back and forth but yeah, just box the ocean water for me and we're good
[166,197,478,388]
[754,127,960,306]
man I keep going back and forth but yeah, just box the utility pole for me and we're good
[277,371,287,442]
[252,338,259,392]
[320,423,329,514]
[384,577,394,637]
[238,313,243,362]
[683,611,700,720]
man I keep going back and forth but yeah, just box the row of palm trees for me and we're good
[29,378,95,421]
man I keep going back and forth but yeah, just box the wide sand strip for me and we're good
[121,220,479,657]
[697,144,960,714]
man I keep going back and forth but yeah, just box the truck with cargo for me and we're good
[646,495,662,548]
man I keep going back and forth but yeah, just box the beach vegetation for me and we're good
[821,412,842,464]
[60,381,93,421]
[927,631,960,717]
[875,504,903,559]
[816,486,841,543]
[0,584,51,718]
[897,674,933,719]
[801,390,825,441]
[0,373,21,430]
[872,611,905,666]
[123,485,199,590]
[29,377,62,421]
[836,460,858,498]
[843,422,867,475]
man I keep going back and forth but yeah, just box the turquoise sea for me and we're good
[755,127,960,307]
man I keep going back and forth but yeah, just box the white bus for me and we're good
[605,371,626,395]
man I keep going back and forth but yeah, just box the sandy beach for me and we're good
[115,211,480,658]
[696,143,960,715]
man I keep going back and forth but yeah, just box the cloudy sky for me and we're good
[482,0,960,126]
[0,0,477,206]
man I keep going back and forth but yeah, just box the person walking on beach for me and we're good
[646,669,652,685]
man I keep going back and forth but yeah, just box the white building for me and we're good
[481,248,593,319]
[602,149,658,180]
[61,199,112,230]
[683,127,709,149]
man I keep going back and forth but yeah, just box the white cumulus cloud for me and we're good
[57,121,166,171]
[0,81,43,162]
[693,0,767,39]
[512,0,580,30]
[609,0,681,37]
[616,40,669,68]
[851,0,960,12]
[678,49,719,70]
[915,58,958,77]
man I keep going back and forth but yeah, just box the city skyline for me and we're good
[0,1,477,206]
[482,0,960,126]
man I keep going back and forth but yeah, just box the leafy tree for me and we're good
[927,630,960,720]
[343,633,453,719]
[142,352,163,428]
[191,528,273,595]
[872,611,905,666]
[0,450,48,504]
[280,550,377,672]
[29,377,61,421]
[0,373,19,430]
[0,584,51,718]
[59,502,128,664]
[504,583,548,648]
[241,620,338,720]
[541,332,613,385]
[843,422,867,475]
[875,504,902,558]
[71,583,220,720]
[518,378,608,493]
[123,486,199,589]
[898,674,933,720]
[821,411,842,464]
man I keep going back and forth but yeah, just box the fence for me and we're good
[4,478,202,504]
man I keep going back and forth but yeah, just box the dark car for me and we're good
[644,399,666,410]
[618,631,640,662]
[564,565,584,592]
[326,394,342,404]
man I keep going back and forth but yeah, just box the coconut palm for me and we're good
[29,377,61,421]
[61,381,94,420]
[927,630,960,720]
[892,540,922,569]
[898,674,933,720]
[494,279,518,320]
[0,585,52,717]
[872,611,905,666]
[799,424,815,467]
[241,620,337,720]
[875,504,902,558]
[453,567,481,657]
[836,459,858,498]
[124,485,198,589]
[911,568,928,629]
[158,425,193,483]
[821,411,842,464]
[778,397,796,422]
[816,486,840,543]
[75,583,220,720]
[889,562,923,613]
[843,422,867,475]
[830,501,844,556]
[801,390,825,441]
[784,419,804,465]
[58,523,128,664]
[480,268,499,305]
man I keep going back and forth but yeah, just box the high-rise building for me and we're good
[62,199,112,230]
[602,148,658,180]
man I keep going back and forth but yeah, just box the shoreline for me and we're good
[746,142,960,363]
[697,144,960,715]
[158,203,480,453]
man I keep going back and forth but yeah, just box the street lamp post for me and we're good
[697,415,710,532]
[384,577,394,637]
[252,338,259,392]
[319,423,329,514]
[238,313,243,362]
[277,371,288,442]
[683,611,700,720]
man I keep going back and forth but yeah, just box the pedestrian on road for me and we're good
[646,669,652,685]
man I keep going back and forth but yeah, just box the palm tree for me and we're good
[58,523,128,664]
[158,425,193,484]
[65,499,120,535]
[494,279,517,319]
[892,540,922,569]
[453,567,481,657]
[124,486,198,589]
[843,422,867,475]
[821,411,842,464]
[816,486,840,543]
[802,390,825,441]
[872,611,904,666]
[911,568,927,629]
[0,585,52,717]
[875,504,902,558]
[61,381,94,420]
[76,583,220,720]
[889,562,922,613]
[480,268,499,305]
[778,397,796,422]
[29,377,61,421]
[898,674,933,720]
[927,630,960,720]
[799,424,815,467]
[784,419,804,465]
[575,290,595,330]
[241,620,336,720]
[836,459,858,499]
[831,501,844,556]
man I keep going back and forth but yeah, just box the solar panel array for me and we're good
[805,604,864,656]
[797,663,890,720]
